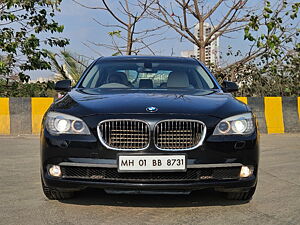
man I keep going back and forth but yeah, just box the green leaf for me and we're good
[264,7,273,14]
[108,30,121,38]
[244,26,250,34]
[266,22,275,32]
[263,13,270,19]
[257,40,264,48]
[0,0,68,75]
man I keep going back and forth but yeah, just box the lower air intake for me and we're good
[61,166,241,182]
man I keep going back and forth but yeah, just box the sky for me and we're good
[55,0,192,57]
[32,0,194,81]
[29,0,285,80]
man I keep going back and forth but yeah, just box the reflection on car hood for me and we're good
[51,89,248,119]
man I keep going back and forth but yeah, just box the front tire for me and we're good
[41,178,75,200]
[226,185,256,201]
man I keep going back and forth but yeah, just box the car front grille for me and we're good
[154,120,206,150]
[98,120,150,150]
[98,119,206,151]
[61,166,241,182]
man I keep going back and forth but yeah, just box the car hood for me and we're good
[50,89,248,119]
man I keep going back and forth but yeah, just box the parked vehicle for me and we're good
[40,56,259,201]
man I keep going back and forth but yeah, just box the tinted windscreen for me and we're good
[79,60,217,90]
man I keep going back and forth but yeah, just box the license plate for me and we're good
[118,155,186,172]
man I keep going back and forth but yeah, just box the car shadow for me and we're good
[60,188,249,207]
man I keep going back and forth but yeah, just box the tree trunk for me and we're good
[198,20,206,62]
[126,29,132,55]
[126,23,135,55]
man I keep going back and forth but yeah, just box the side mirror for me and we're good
[222,81,239,93]
[55,80,71,92]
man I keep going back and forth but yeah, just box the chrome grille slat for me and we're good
[110,133,148,136]
[98,119,150,150]
[154,120,206,151]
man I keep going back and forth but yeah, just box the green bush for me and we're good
[213,51,300,97]
[0,79,57,97]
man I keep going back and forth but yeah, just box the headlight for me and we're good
[45,112,90,135]
[213,113,255,135]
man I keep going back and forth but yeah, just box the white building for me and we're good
[181,22,220,65]
[180,50,195,58]
[29,76,54,83]
[194,22,220,65]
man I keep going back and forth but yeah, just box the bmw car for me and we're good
[41,56,259,201]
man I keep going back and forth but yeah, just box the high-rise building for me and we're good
[193,22,220,65]
[180,50,195,58]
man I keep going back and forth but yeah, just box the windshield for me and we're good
[78,59,218,90]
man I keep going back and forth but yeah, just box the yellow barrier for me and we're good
[236,97,248,104]
[0,97,299,135]
[31,98,54,134]
[264,97,285,134]
[0,98,10,135]
[298,97,300,120]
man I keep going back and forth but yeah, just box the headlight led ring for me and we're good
[218,121,231,133]
[72,120,85,133]
[232,120,247,133]
[54,118,71,133]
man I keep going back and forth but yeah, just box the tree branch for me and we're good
[102,0,128,27]
[72,0,107,10]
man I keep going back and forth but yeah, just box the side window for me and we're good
[82,65,100,88]
[196,66,215,88]
[90,72,100,88]
[188,71,203,89]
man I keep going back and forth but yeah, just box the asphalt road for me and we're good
[0,134,299,225]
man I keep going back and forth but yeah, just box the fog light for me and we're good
[240,166,253,178]
[49,165,62,177]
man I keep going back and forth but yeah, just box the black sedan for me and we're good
[41,56,259,201]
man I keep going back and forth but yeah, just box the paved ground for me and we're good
[0,134,299,225]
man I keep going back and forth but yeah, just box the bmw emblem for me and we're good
[146,106,158,112]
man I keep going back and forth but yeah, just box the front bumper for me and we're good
[42,160,257,193]
[41,121,259,193]
[43,172,256,193]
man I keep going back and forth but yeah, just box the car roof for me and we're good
[98,55,199,63]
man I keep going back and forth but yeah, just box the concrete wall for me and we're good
[0,97,299,135]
